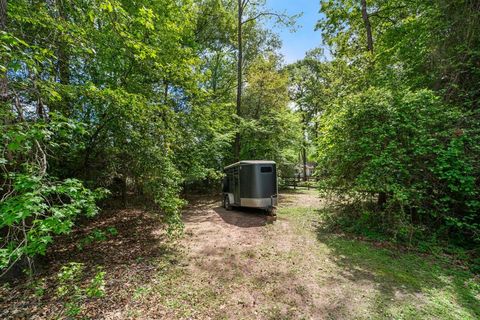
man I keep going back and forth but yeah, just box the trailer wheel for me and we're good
[224,195,232,210]
[266,206,276,216]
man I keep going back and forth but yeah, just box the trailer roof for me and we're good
[224,160,276,169]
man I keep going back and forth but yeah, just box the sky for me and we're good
[265,0,324,64]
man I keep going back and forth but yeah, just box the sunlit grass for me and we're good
[279,202,480,320]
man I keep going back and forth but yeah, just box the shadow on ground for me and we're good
[213,207,270,228]
[182,194,271,228]
[313,209,480,319]
[0,198,180,319]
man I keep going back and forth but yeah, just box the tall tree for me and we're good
[0,0,7,102]
[360,0,373,53]
[234,0,296,160]
[241,53,302,175]
[0,0,305,272]
[235,0,243,160]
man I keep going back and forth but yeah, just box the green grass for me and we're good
[278,203,480,320]
[324,235,479,319]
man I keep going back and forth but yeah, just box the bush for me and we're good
[56,262,106,317]
[317,87,479,245]
[1,116,107,272]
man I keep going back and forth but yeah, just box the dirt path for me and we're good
[176,191,347,319]
[2,190,478,319]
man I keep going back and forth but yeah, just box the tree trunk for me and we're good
[0,0,5,34]
[302,147,307,181]
[377,191,387,209]
[301,112,307,181]
[211,51,220,94]
[164,80,169,103]
[55,1,70,115]
[0,0,13,164]
[57,48,70,85]
[57,2,69,85]
[121,176,127,208]
[0,0,8,102]
[361,0,374,53]
[235,0,243,161]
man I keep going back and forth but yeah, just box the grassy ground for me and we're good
[1,189,478,319]
[280,190,480,319]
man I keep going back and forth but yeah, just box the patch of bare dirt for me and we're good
[176,191,336,319]
[278,188,324,208]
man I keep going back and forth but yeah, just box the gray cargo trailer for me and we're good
[222,160,278,214]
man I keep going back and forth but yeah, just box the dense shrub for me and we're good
[317,88,479,244]
[0,116,107,271]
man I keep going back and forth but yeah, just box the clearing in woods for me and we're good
[1,190,479,319]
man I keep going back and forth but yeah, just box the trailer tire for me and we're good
[224,195,232,211]
[266,207,276,216]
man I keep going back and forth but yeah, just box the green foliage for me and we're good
[0,116,108,271]
[289,0,480,251]
[106,227,118,236]
[317,86,479,244]
[76,227,118,251]
[0,174,105,268]
[56,262,106,317]
[240,54,303,175]
[86,269,107,298]
[27,277,47,299]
